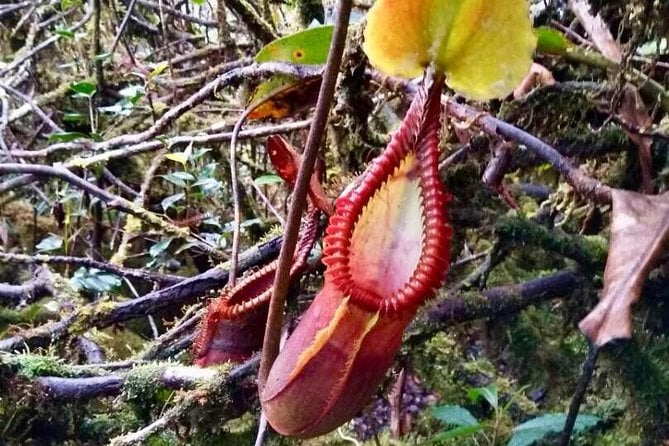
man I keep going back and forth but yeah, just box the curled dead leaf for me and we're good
[618,84,654,194]
[579,189,669,346]
[512,62,556,100]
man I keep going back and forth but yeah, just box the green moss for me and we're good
[0,303,56,333]
[503,306,587,399]
[413,332,467,401]
[123,363,167,402]
[498,86,626,159]
[0,352,69,379]
[79,410,143,443]
[68,299,118,336]
[602,340,669,442]
[495,216,607,269]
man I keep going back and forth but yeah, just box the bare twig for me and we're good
[0,164,138,213]
[102,167,141,198]
[136,0,218,27]
[0,252,183,284]
[226,0,278,44]
[227,108,256,285]
[0,83,64,133]
[559,343,599,446]
[0,64,320,194]
[8,119,311,160]
[109,0,139,55]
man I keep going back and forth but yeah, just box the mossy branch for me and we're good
[495,216,608,270]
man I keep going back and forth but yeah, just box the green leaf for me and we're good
[191,148,213,160]
[36,235,63,252]
[70,81,97,98]
[98,104,126,116]
[62,113,87,123]
[202,216,222,229]
[70,267,121,293]
[255,174,283,186]
[190,0,205,6]
[54,28,75,39]
[636,38,668,56]
[535,26,571,55]
[175,241,200,254]
[60,0,80,9]
[431,425,482,442]
[468,385,499,409]
[161,193,185,211]
[508,414,601,446]
[432,405,479,427]
[48,132,89,143]
[119,85,145,103]
[149,237,174,258]
[161,172,195,187]
[192,178,221,193]
[255,25,333,65]
[170,171,196,181]
[94,52,112,61]
[221,218,262,233]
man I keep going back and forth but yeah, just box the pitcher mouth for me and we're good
[322,79,451,314]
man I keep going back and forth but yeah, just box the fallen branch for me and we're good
[0,163,192,240]
[418,269,584,335]
[34,364,236,401]
[0,234,282,353]
[0,267,54,307]
[17,271,583,402]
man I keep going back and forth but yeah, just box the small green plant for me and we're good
[431,384,601,445]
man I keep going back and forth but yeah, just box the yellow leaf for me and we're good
[165,153,188,165]
[165,144,192,166]
[363,0,537,100]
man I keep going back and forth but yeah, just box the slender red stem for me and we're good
[258,0,353,388]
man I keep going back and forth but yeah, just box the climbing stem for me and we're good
[258,0,353,388]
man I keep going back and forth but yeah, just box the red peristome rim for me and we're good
[322,81,451,314]
[193,205,321,359]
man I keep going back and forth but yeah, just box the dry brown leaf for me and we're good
[579,189,669,346]
[618,84,654,193]
[246,76,321,121]
[512,62,556,99]
[568,0,622,63]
